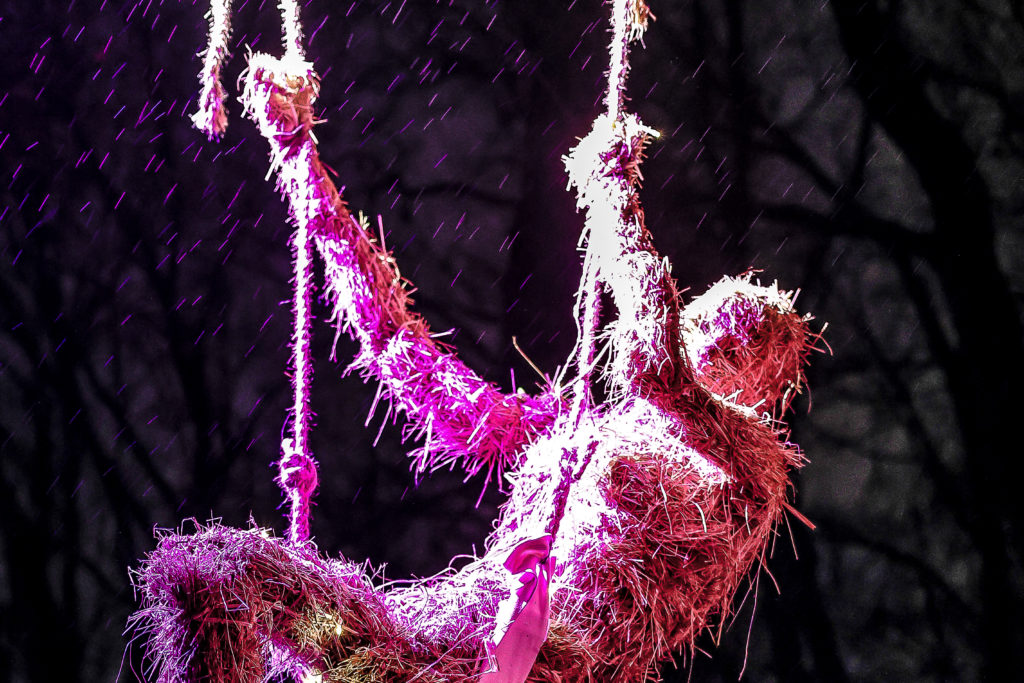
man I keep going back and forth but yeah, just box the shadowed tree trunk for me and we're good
[832,3,1024,676]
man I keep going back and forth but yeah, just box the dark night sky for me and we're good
[1,1,1022,681]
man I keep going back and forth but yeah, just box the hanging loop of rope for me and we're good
[192,0,320,544]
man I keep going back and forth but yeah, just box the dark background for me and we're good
[1,0,1022,681]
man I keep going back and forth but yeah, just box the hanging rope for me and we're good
[192,0,233,138]
[567,247,602,426]
[277,198,318,546]
[564,0,670,395]
[568,0,654,423]
[550,0,652,542]
[273,0,319,546]
[278,0,307,61]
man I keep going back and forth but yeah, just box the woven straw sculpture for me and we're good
[130,1,820,681]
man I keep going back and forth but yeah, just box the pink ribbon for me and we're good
[480,535,553,683]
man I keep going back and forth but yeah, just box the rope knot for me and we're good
[277,438,319,498]
[241,52,320,164]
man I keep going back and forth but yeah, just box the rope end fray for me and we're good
[627,0,655,42]
[192,81,230,140]
[192,0,234,139]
